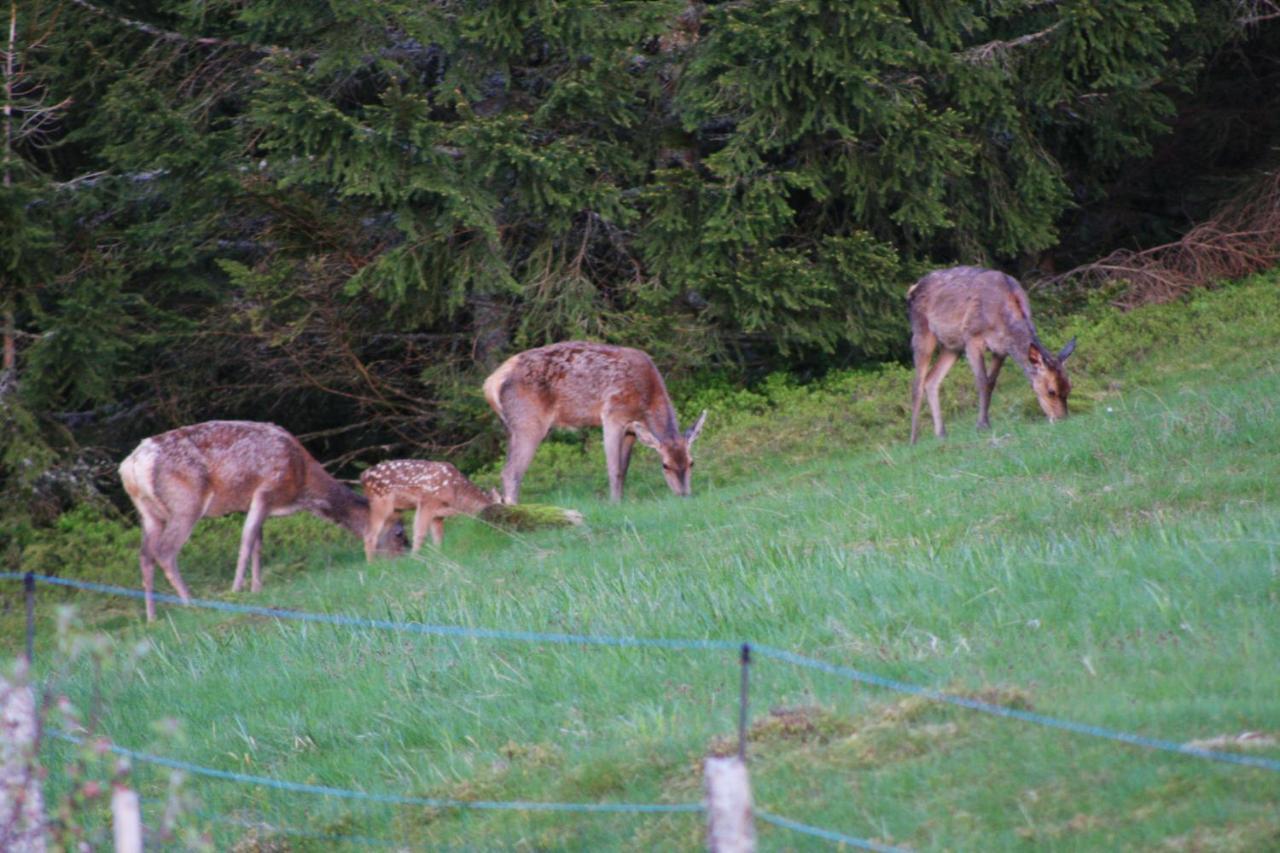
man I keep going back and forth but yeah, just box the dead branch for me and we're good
[1236,0,1280,26]
[68,0,311,58]
[1046,171,1280,307]
[959,22,1064,64]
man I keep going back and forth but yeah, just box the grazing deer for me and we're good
[118,420,405,621]
[360,460,500,561]
[483,342,708,503]
[908,266,1076,444]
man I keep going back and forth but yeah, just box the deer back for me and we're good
[484,341,679,434]
[361,460,497,514]
[120,421,310,520]
[908,266,1038,358]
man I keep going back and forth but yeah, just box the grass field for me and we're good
[14,272,1280,850]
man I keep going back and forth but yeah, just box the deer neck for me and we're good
[1005,323,1045,379]
[302,461,369,536]
[448,477,491,513]
[641,398,681,445]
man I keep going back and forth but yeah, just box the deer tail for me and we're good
[482,357,518,428]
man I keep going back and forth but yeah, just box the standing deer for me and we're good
[908,266,1076,444]
[118,420,405,621]
[483,342,708,503]
[360,460,500,561]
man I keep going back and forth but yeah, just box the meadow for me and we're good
[10,271,1280,850]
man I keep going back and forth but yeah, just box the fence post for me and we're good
[24,572,35,664]
[111,781,142,853]
[705,643,755,852]
[1,664,46,852]
[704,757,755,853]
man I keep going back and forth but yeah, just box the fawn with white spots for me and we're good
[483,341,707,503]
[908,266,1076,444]
[359,460,501,561]
[119,420,406,621]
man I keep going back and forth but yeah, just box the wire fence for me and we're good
[8,569,1279,849]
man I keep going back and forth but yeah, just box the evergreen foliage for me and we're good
[1,0,1277,520]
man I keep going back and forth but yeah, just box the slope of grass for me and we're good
[16,270,1280,849]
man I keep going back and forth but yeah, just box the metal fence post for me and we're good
[24,572,35,663]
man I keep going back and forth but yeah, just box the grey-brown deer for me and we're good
[908,266,1076,444]
[483,341,707,503]
[360,460,500,561]
[119,420,405,621]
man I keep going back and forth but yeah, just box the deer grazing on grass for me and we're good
[908,266,1076,444]
[119,420,405,621]
[483,342,708,503]
[360,460,500,561]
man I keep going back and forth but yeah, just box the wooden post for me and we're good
[111,782,142,853]
[704,756,755,853]
[1,665,46,852]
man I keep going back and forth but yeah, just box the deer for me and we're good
[908,266,1076,444]
[482,341,708,503]
[118,420,406,621]
[360,460,501,561]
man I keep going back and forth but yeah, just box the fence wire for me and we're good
[10,569,1280,851]
[10,571,1278,774]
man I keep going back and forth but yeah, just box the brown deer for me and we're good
[360,460,500,561]
[118,420,405,621]
[483,341,708,503]
[908,266,1076,444]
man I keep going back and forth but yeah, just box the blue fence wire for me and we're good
[11,571,1279,775]
[756,810,907,852]
[749,644,1280,773]
[46,728,703,815]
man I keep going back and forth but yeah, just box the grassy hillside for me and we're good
[13,271,1280,849]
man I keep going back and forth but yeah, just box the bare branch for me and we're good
[1044,171,1280,306]
[68,0,312,58]
[1236,0,1280,26]
[959,21,1064,64]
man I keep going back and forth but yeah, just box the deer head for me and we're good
[631,409,707,496]
[1026,338,1076,421]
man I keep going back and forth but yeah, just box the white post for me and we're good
[1,665,46,853]
[704,755,755,853]
[111,782,142,853]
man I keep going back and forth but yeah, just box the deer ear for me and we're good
[684,410,707,445]
[1058,337,1077,362]
[629,422,662,450]
[1027,343,1045,369]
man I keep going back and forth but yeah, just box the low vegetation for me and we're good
[10,270,1280,849]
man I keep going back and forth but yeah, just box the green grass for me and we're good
[15,271,1280,849]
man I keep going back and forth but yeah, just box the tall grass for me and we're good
[18,271,1280,849]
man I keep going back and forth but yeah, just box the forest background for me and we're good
[3,0,1279,552]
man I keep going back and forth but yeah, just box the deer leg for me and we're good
[153,513,197,606]
[910,329,937,444]
[429,517,445,547]
[923,349,960,438]
[966,340,992,430]
[138,516,163,623]
[986,353,1006,398]
[500,424,548,505]
[618,432,637,481]
[364,497,391,563]
[233,495,269,593]
[602,421,630,502]
[249,529,264,592]
[411,503,433,553]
